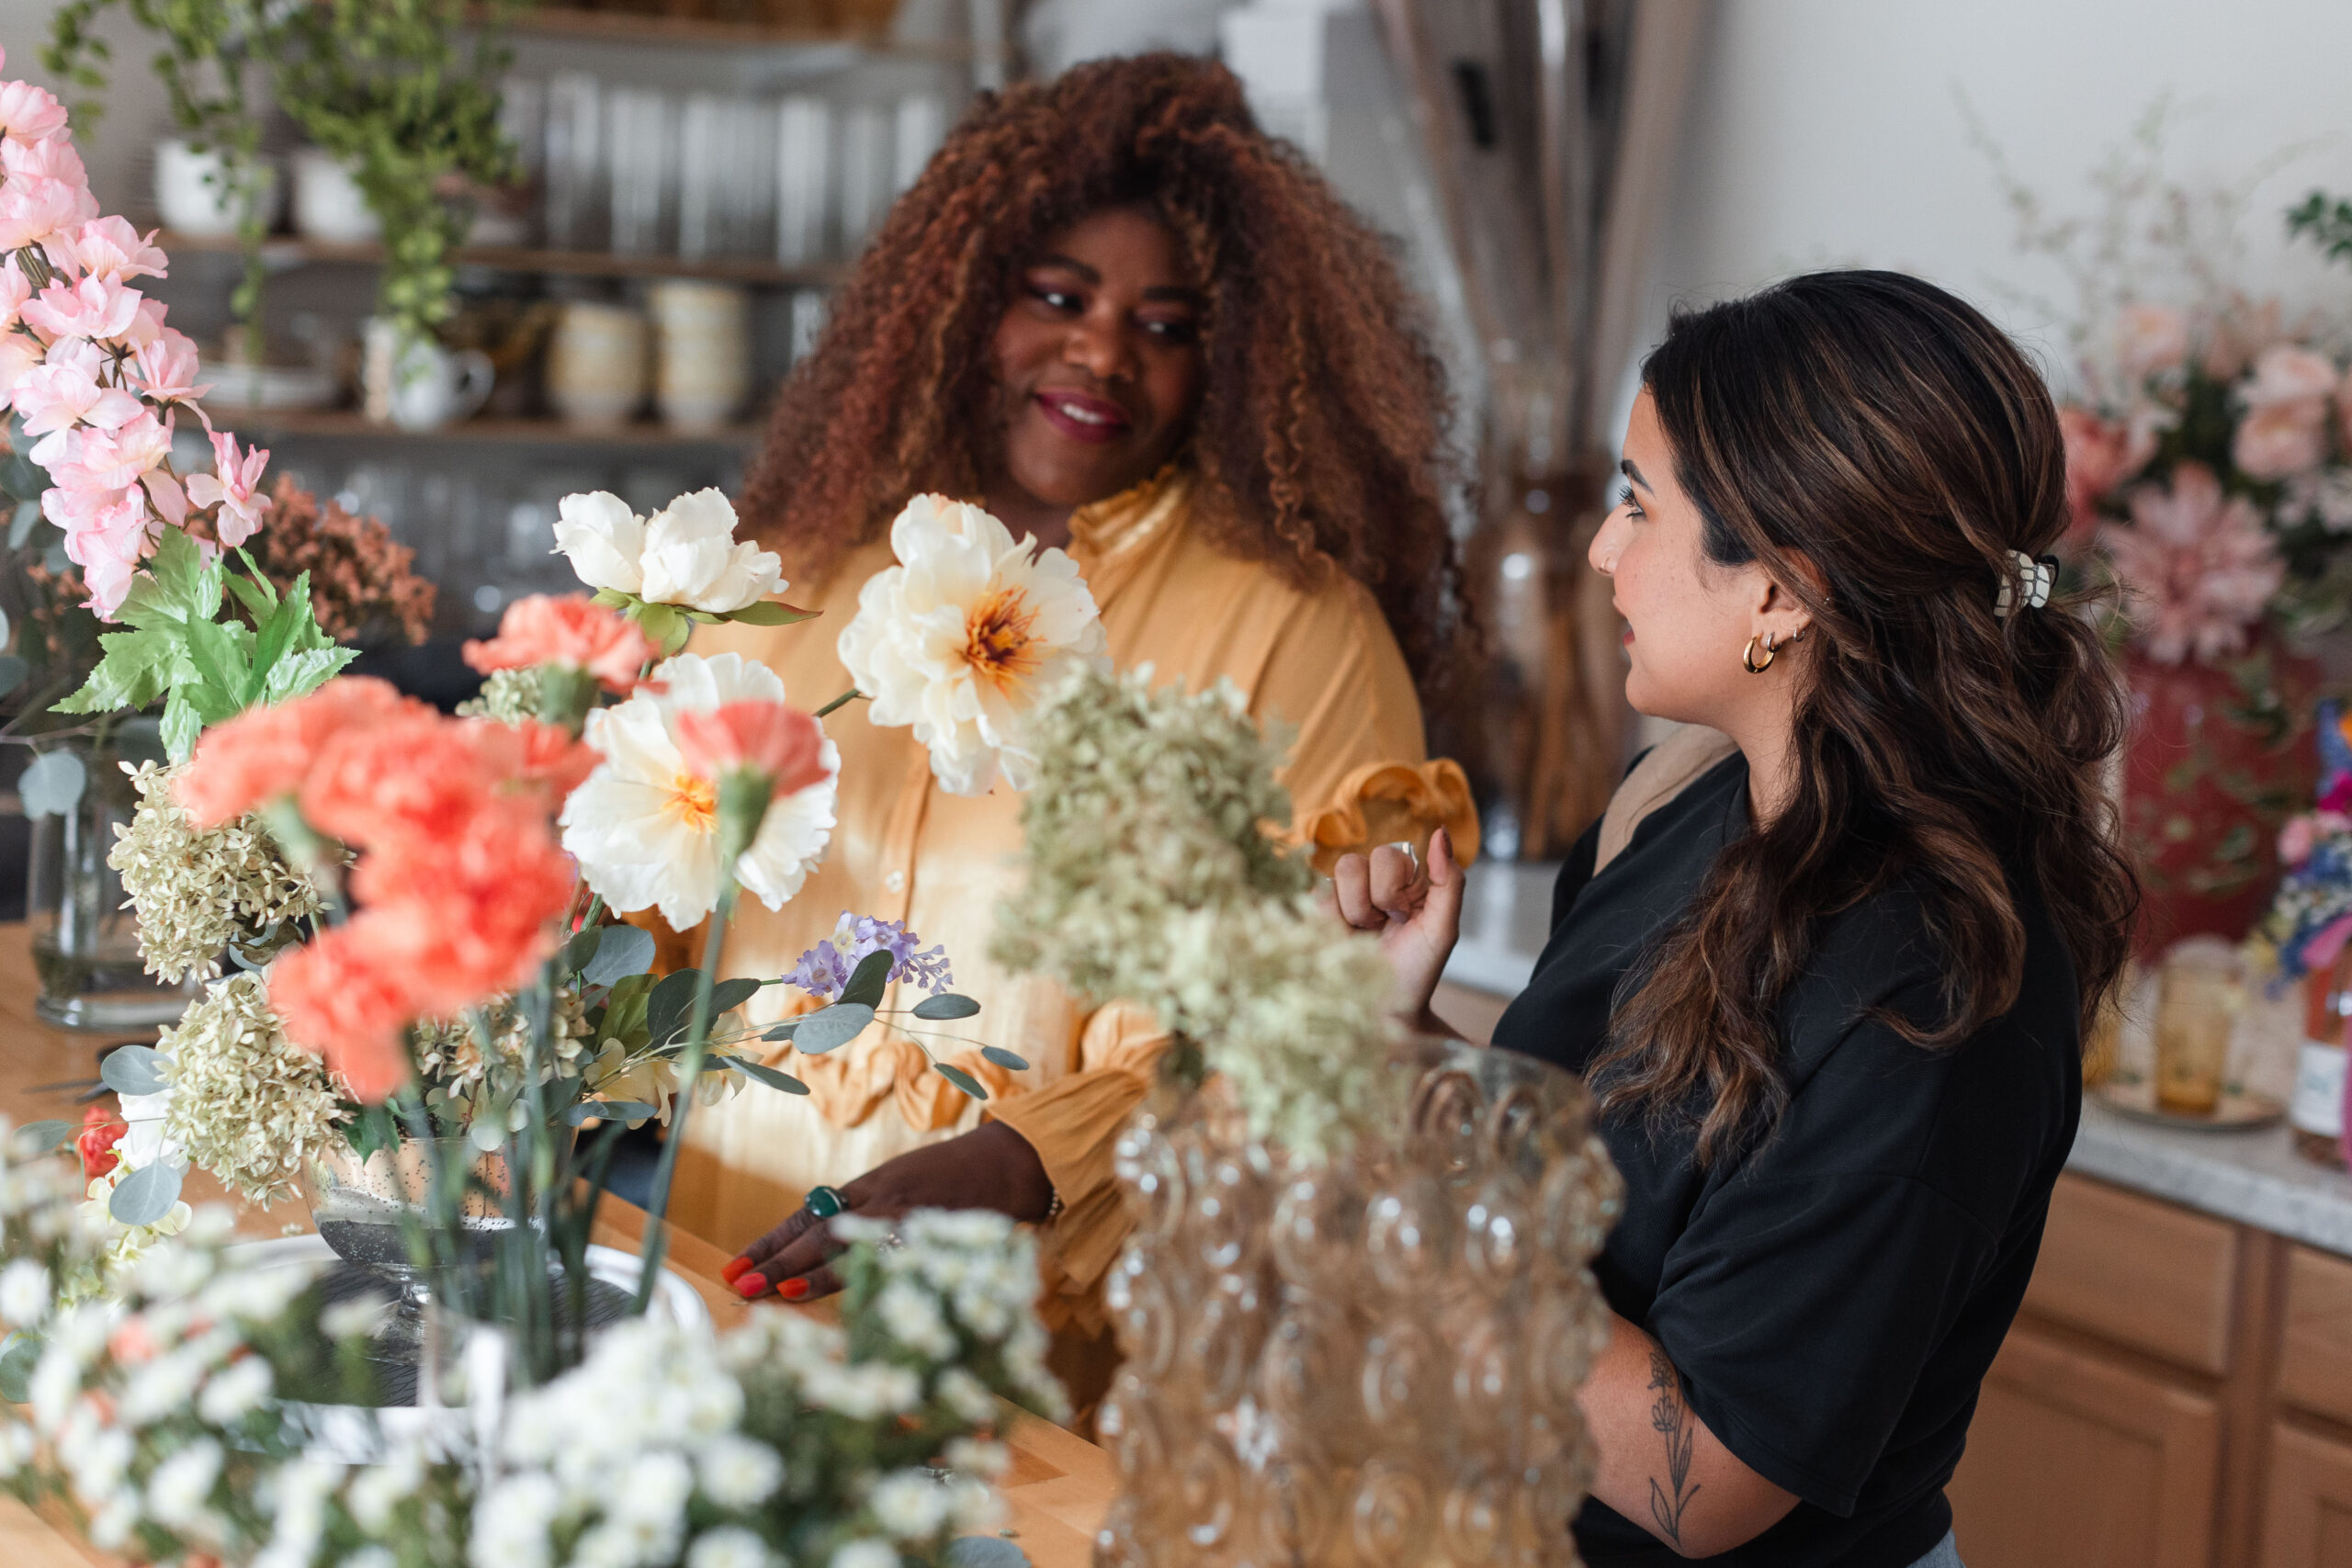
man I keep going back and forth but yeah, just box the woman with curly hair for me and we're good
[677,52,1479,1416]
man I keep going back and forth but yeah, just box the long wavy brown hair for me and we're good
[739,53,1464,688]
[1598,271,2138,1164]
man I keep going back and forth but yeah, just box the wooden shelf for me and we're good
[212,408,763,446]
[496,6,971,58]
[156,229,845,288]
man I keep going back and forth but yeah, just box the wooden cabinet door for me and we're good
[1948,1324,2221,1568]
[2262,1422,2352,1567]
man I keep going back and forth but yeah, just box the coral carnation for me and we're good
[175,678,413,829]
[674,701,831,798]
[463,593,660,695]
[266,929,416,1101]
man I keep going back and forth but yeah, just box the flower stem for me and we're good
[812,687,863,720]
[631,882,733,1313]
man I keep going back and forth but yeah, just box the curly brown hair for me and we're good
[740,52,1465,689]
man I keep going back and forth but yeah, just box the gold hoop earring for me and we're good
[1742,633,1777,674]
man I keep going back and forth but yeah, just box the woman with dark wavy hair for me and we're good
[681,52,1477,1420]
[1341,270,2135,1565]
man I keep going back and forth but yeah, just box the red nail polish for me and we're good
[732,1273,768,1299]
[719,1256,753,1284]
[776,1277,810,1300]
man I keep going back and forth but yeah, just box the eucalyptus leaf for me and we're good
[721,600,820,627]
[8,498,40,548]
[979,1046,1030,1072]
[563,925,604,975]
[0,655,27,700]
[645,967,706,1043]
[566,1100,659,1126]
[792,1003,875,1054]
[722,1056,811,1096]
[19,749,85,820]
[468,1115,507,1153]
[912,993,981,1021]
[583,925,655,987]
[9,1119,73,1155]
[933,1062,989,1101]
[0,1333,39,1404]
[109,1161,184,1227]
[760,1021,798,1043]
[944,1539,1030,1568]
[839,949,894,1010]
[707,976,762,1016]
[99,1044,168,1097]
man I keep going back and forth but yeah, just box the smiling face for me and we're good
[1589,389,1813,731]
[983,204,1206,528]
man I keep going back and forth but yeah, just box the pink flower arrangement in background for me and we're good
[176,677,593,1100]
[0,45,264,615]
[2099,463,2283,665]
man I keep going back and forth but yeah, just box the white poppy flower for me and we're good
[837,494,1108,795]
[552,488,786,614]
[560,652,840,928]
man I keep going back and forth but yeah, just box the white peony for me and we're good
[561,652,840,928]
[553,488,786,614]
[837,494,1108,795]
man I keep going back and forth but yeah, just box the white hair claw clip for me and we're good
[1995,550,2058,618]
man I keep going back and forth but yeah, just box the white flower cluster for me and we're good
[159,974,347,1206]
[108,761,324,984]
[455,664,546,726]
[992,665,1395,1158]
[413,987,594,1127]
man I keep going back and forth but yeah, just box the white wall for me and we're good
[1645,0,2352,406]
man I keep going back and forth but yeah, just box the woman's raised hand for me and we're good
[1328,825,1464,1032]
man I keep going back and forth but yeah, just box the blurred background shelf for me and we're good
[495,5,973,59]
[156,229,847,288]
[209,409,763,446]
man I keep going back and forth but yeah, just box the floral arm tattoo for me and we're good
[1646,1341,1702,1547]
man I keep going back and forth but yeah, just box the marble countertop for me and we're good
[1443,858,2352,1258]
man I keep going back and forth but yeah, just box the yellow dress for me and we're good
[668,467,1476,1348]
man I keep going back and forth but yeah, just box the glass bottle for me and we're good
[2292,951,2350,1168]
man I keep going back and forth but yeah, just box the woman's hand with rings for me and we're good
[1326,825,1464,1034]
[718,1120,1055,1302]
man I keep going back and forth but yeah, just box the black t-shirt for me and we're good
[1491,752,2080,1567]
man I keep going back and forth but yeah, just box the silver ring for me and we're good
[880,1230,906,1251]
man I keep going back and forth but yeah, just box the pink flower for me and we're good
[2241,344,2337,407]
[2207,299,2283,383]
[119,296,167,352]
[141,468,187,528]
[45,408,171,491]
[2114,303,2188,383]
[49,216,166,283]
[0,255,29,330]
[3,133,87,191]
[175,678,414,827]
[0,175,95,252]
[465,717,600,807]
[128,327,206,402]
[267,927,417,1101]
[461,594,662,695]
[299,710,503,850]
[2100,462,2284,665]
[184,431,271,547]
[2060,407,2154,549]
[0,80,68,144]
[352,801,575,1011]
[43,482,149,617]
[21,274,141,344]
[13,352,144,438]
[674,700,831,799]
[2281,815,2320,867]
[2234,400,2329,480]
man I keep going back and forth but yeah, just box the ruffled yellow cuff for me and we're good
[1298,757,1481,874]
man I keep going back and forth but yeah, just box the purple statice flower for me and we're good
[785,912,955,1002]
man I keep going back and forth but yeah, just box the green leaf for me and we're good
[716,1055,810,1095]
[0,1333,40,1404]
[9,1119,73,1155]
[53,625,175,714]
[979,1046,1029,1072]
[468,1115,507,1153]
[109,1160,184,1226]
[720,600,820,627]
[583,925,656,986]
[933,1062,989,1101]
[100,1044,168,1096]
[633,601,687,656]
[792,1003,874,1054]
[19,749,85,819]
[590,587,635,609]
[644,968,706,1044]
[222,570,276,622]
[708,976,763,1015]
[7,498,40,549]
[840,949,894,1010]
[566,1100,659,1126]
[943,1539,1029,1568]
[912,993,981,1021]
[178,613,254,715]
[760,1021,798,1042]
[262,646,357,706]
[563,925,604,975]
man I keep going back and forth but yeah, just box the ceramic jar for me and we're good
[649,279,751,433]
[291,147,380,244]
[546,301,650,428]
[153,138,281,239]
[362,319,494,432]
[1094,1036,1623,1567]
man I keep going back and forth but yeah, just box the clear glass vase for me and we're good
[26,717,199,1031]
[1094,1036,1623,1568]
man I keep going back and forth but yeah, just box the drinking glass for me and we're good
[775,95,833,266]
[606,87,675,256]
[542,72,604,251]
[2154,937,2240,1115]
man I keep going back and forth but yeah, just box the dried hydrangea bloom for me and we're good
[158,972,346,1206]
[413,987,592,1123]
[191,477,436,644]
[455,665,545,726]
[107,761,325,983]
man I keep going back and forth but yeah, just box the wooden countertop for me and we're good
[0,925,1112,1568]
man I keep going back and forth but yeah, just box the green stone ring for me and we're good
[804,1185,846,1220]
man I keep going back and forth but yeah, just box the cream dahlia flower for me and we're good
[560,652,839,927]
[552,487,786,614]
[837,494,1108,795]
